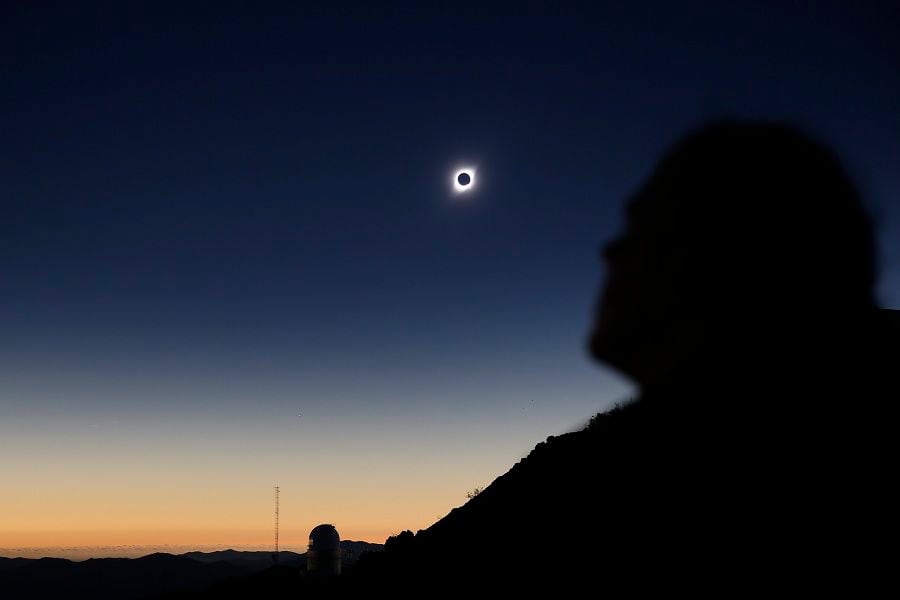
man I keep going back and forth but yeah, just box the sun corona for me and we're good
[452,167,476,194]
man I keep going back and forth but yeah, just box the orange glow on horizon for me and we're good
[0,440,503,559]
[0,395,579,560]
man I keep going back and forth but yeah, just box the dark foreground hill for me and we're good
[344,308,900,592]
[181,549,305,570]
[182,540,381,569]
[0,540,383,600]
[0,554,249,600]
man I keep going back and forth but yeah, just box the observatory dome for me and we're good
[309,524,341,551]
[307,524,342,576]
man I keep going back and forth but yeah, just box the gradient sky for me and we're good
[2,2,898,559]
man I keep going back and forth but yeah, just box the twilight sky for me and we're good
[1,2,898,558]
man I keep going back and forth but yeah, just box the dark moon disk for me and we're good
[457,172,471,186]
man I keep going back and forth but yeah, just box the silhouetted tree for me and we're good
[383,530,416,555]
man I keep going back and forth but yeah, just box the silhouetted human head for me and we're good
[590,121,876,388]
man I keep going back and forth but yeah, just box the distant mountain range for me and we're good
[182,540,382,568]
[0,541,383,600]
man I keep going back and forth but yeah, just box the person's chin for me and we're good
[589,307,645,371]
[588,317,614,363]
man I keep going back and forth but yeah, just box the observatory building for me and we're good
[307,524,341,576]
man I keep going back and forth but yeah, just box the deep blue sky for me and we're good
[1,1,898,552]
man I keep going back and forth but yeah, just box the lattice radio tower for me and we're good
[273,485,280,565]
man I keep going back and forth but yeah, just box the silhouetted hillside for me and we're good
[348,310,900,590]
[0,540,386,599]
[0,557,34,572]
[0,553,250,600]
[180,540,382,571]
[182,549,305,570]
[338,540,384,563]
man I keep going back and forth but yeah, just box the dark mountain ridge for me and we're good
[0,540,384,599]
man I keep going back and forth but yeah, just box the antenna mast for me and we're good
[274,485,280,565]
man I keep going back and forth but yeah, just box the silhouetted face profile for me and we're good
[589,121,875,388]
